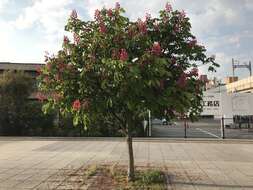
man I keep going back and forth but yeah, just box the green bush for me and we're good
[0,70,34,135]
[22,101,55,136]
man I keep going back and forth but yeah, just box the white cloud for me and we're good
[245,0,253,10]
[0,0,9,13]
[7,0,75,62]
[0,21,15,62]
[83,0,166,20]
[14,0,72,34]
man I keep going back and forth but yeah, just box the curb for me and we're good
[0,136,253,143]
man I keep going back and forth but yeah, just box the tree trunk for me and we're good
[126,131,135,181]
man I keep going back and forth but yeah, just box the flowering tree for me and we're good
[38,3,218,181]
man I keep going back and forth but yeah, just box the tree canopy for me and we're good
[38,3,217,128]
[38,2,218,180]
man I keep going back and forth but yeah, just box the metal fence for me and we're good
[151,117,253,139]
[222,116,253,139]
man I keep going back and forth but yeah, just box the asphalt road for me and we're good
[152,119,253,139]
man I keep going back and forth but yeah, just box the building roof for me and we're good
[226,75,253,93]
[205,85,227,93]
[0,62,44,71]
[206,76,253,94]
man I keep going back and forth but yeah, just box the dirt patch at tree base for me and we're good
[86,165,168,190]
[42,164,169,190]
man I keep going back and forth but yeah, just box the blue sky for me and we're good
[1,0,253,80]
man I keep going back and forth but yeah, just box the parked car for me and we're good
[162,118,168,125]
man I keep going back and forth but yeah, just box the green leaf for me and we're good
[107,98,113,108]
[82,114,89,130]
[42,103,51,114]
[73,115,80,126]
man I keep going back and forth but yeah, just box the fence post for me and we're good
[221,116,225,139]
[148,110,151,137]
[184,119,187,138]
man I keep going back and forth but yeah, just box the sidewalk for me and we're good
[0,138,253,189]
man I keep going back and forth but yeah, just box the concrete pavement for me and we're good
[0,137,253,189]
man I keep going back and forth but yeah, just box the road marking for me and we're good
[196,128,221,139]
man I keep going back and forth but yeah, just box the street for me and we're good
[152,119,253,139]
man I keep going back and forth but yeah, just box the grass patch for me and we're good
[86,165,167,190]
[85,164,98,178]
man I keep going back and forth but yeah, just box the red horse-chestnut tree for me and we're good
[38,3,218,181]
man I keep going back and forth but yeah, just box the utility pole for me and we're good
[232,58,252,77]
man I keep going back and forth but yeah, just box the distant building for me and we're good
[0,62,44,77]
[226,75,253,93]
[0,62,44,99]
[225,76,238,85]
[199,75,208,83]
[201,74,253,94]
[202,75,253,124]
[199,75,222,90]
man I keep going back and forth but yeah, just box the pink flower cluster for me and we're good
[127,26,137,37]
[46,62,51,71]
[107,8,113,17]
[188,68,198,77]
[58,63,66,73]
[180,10,186,19]
[177,73,187,88]
[52,93,62,102]
[36,67,42,75]
[70,10,78,19]
[73,33,80,44]
[151,42,161,56]
[115,2,121,10]
[165,3,172,12]
[94,9,101,21]
[43,76,49,83]
[63,36,69,44]
[145,13,151,21]
[111,49,129,61]
[119,49,128,61]
[72,100,81,111]
[137,19,147,34]
[188,38,197,48]
[72,99,90,111]
[94,9,107,33]
[36,92,47,102]
[173,24,180,33]
[99,22,107,33]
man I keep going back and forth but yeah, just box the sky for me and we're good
[1,0,253,80]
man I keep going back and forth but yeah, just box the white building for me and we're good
[202,76,253,125]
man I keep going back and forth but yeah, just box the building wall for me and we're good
[226,76,253,93]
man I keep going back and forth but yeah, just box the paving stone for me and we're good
[0,137,253,190]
